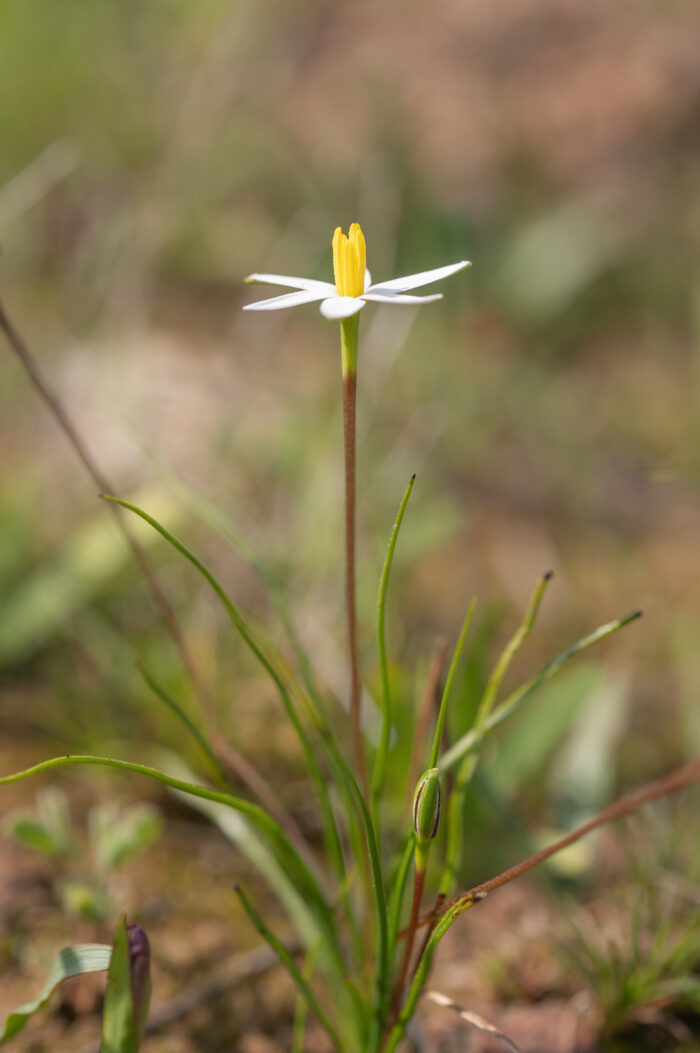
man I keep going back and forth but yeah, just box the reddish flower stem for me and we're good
[342,369,367,794]
[390,865,426,1023]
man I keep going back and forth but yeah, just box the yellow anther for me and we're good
[332,223,366,298]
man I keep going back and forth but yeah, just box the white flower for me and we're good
[244,222,471,320]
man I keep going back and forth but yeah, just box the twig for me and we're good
[412,755,700,932]
[0,292,309,854]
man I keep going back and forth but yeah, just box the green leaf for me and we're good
[0,944,111,1042]
[59,878,110,922]
[7,818,57,855]
[90,802,163,871]
[6,788,76,858]
[101,915,140,1053]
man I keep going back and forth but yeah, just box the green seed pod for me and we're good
[412,767,441,843]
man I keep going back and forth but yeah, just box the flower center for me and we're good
[332,223,366,298]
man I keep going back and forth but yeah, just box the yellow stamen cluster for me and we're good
[332,223,366,299]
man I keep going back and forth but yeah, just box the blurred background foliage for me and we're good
[1,0,700,1049]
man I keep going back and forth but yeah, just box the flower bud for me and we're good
[127,923,151,1040]
[412,767,441,844]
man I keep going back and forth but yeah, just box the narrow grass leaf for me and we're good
[372,474,415,815]
[0,944,111,1042]
[439,610,642,773]
[235,885,343,1052]
[103,496,344,904]
[137,663,226,788]
[429,600,476,768]
[441,574,552,892]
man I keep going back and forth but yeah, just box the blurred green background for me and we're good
[1,1,700,1049]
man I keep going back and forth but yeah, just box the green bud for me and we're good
[412,767,441,844]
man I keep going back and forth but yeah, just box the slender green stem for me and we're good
[340,313,359,376]
[340,315,365,794]
[372,474,416,819]
[235,886,343,1051]
[439,609,643,774]
[428,601,476,769]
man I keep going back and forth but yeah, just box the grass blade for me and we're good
[103,497,346,896]
[137,664,226,789]
[428,600,476,769]
[439,610,643,774]
[441,573,552,893]
[372,475,415,818]
[235,885,343,1052]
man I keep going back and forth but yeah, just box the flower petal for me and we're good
[367,260,471,294]
[319,296,366,320]
[245,273,336,294]
[243,288,328,311]
[364,268,372,291]
[362,292,443,305]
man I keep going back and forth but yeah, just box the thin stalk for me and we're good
[372,474,416,818]
[444,755,700,913]
[428,601,476,769]
[341,314,365,793]
[410,893,445,983]
[390,865,426,1022]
